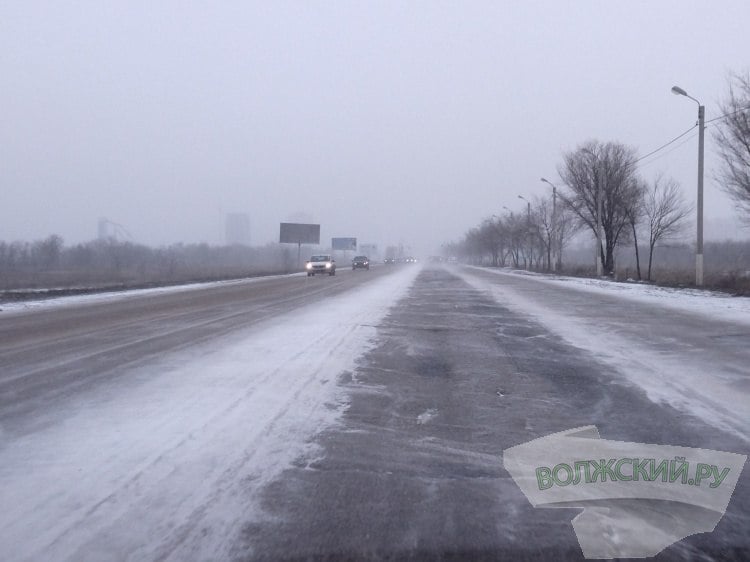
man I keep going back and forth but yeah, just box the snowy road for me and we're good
[0,266,419,560]
[458,267,750,444]
[1,265,748,561]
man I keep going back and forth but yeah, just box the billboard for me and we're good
[279,223,320,244]
[332,237,357,251]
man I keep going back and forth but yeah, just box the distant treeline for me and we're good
[0,236,300,291]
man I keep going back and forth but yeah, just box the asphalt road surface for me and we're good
[1,264,748,561]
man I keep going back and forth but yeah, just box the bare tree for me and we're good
[462,227,484,265]
[644,176,692,281]
[499,212,522,268]
[531,197,552,270]
[623,180,647,280]
[479,218,504,267]
[558,140,641,274]
[545,191,583,271]
[713,71,750,221]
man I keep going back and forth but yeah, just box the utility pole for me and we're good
[503,206,518,267]
[551,185,557,272]
[696,104,705,286]
[671,85,705,286]
[541,177,561,271]
[518,195,531,270]
[596,182,603,276]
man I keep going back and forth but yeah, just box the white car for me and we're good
[306,254,336,276]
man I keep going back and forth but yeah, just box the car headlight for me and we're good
[306,263,312,269]
[326,263,332,268]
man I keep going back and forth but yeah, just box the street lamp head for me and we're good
[517,195,525,201]
[671,85,701,106]
[541,178,556,189]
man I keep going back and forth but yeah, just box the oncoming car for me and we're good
[352,256,369,270]
[306,255,336,276]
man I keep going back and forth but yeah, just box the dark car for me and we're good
[352,255,370,270]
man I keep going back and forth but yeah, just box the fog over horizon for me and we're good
[2,1,749,256]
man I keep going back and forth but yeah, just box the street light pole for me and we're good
[518,195,531,270]
[503,206,518,268]
[671,85,705,286]
[551,185,556,271]
[596,182,603,277]
[540,178,558,272]
[697,104,705,285]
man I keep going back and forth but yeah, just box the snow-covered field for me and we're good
[472,266,750,327]
[0,272,306,316]
[0,266,420,561]
[459,268,750,446]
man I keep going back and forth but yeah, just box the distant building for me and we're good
[225,213,251,245]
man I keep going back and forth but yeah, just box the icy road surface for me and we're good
[0,266,420,561]
[1,264,748,561]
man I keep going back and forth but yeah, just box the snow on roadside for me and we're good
[457,269,750,446]
[0,266,421,562]
[0,272,306,315]
[471,266,750,327]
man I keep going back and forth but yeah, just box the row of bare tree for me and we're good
[445,196,579,272]
[450,141,692,281]
[450,71,749,280]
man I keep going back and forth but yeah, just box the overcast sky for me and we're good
[2,1,748,254]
